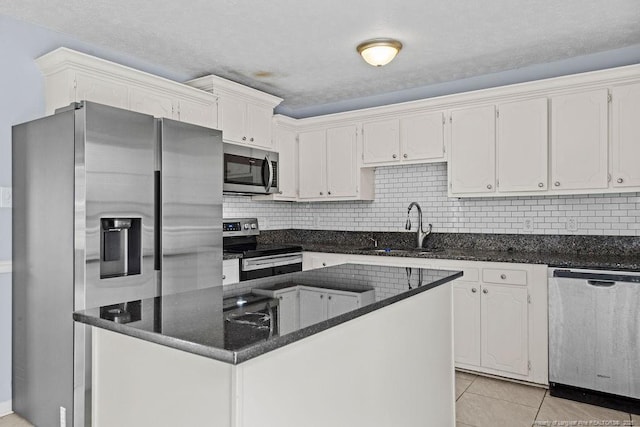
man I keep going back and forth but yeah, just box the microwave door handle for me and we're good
[263,155,273,192]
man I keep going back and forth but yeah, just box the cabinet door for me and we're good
[400,112,445,162]
[246,103,274,148]
[298,130,327,199]
[299,288,327,328]
[218,96,246,143]
[450,105,496,194]
[75,72,129,110]
[326,125,358,198]
[481,284,528,376]
[273,126,298,199]
[550,89,608,191]
[497,98,548,192]
[611,83,640,188]
[276,289,299,336]
[453,281,481,367]
[362,119,399,164]
[222,259,239,286]
[177,97,217,129]
[129,86,174,119]
[327,292,359,318]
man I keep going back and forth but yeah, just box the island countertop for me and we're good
[73,263,462,364]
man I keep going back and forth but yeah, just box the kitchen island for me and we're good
[74,263,462,427]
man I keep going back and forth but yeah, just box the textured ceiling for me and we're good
[1,0,639,115]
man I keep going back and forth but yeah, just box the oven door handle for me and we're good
[242,253,303,271]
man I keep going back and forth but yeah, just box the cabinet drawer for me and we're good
[482,268,527,286]
[437,266,479,282]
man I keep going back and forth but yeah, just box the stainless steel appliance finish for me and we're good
[12,102,223,427]
[549,268,640,412]
[223,218,302,281]
[223,143,279,194]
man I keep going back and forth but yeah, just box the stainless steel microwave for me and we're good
[223,144,279,194]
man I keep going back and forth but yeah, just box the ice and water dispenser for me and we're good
[100,218,142,279]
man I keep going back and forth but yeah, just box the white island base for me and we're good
[92,284,454,427]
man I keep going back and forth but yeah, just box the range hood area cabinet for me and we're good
[297,124,375,201]
[186,75,283,150]
[36,48,218,129]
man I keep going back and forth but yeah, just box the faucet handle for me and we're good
[405,216,412,230]
[426,223,433,234]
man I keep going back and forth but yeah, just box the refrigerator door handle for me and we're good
[263,155,273,192]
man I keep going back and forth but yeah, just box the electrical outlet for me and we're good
[522,218,534,233]
[0,187,12,208]
[566,217,578,232]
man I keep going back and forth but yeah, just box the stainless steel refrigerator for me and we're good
[12,101,223,426]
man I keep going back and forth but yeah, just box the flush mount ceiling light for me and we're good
[357,38,403,67]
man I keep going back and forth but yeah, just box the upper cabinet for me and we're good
[298,124,374,201]
[36,48,218,129]
[449,105,496,195]
[362,111,446,166]
[550,89,608,191]
[611,82,640,188]
[186,75,282,149]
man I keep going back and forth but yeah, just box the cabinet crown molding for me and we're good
[36,47,217,102]
[186,74,283,107]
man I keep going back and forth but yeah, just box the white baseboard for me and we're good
[0,399,12,417]
[0,260,11,274]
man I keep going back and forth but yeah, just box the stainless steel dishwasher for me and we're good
[548,268,640,413]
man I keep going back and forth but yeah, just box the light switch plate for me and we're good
[566,217,578,232]
[0,187,11,208]
[522,218,534,233]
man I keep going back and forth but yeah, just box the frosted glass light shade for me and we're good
[357,39,402,67]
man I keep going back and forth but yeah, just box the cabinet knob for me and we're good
[554,181,560,187]
[222,275,226,280]
[538,182,544,188]
[483,288,488,294]
[250,137,254,142]
[320,294,324,299]
[403,153,408,159]
[486,184,492,190]
[328,191,332,195]
[279,296,283,300]
[471,288,477,293]
[500,274,506,280]
[328,296,332,300]
[242,136,247,141]
[319,191,323,195]
[392,154,397,159]
[617,178,624,184]
[322,262,327,266]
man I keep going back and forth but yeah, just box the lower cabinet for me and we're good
[275,288,300,335]
[222,259,239,286]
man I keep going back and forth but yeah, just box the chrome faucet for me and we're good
[405,202,432,249]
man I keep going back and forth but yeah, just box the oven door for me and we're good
[240,252,303,281]
[223,145,279,194]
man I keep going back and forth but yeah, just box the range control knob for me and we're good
[244,224,250,230]
[250,223,257,229]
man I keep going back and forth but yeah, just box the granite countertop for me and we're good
[259,230,640,271]
[73,264,462,365]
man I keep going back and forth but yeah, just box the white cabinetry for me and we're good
[298,125,374,201]
[187,75,282,149]
[611,82,640,188]
[449,105,496,195]
[496,98,548,192]
[362,111,445,165]
[298,286,374,329]
[222,259,239,286]
[299,288,328,328]
[302,252,347,270]
[452,281,481,367]
[550,89,608,191]
[36,48,218,129]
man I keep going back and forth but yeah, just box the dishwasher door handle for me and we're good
[587,280,616,287]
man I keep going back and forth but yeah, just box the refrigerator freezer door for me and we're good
[159,118,223,296]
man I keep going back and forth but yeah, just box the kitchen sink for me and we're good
[355,247,443,253]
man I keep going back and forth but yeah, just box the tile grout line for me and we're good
[463,389,545,410]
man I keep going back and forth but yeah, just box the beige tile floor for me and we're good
[1,373,638,426]
[456,370,638,427]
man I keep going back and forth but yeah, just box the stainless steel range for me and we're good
[223,218,303,281]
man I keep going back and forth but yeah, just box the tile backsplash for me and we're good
[223,163,640,236]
